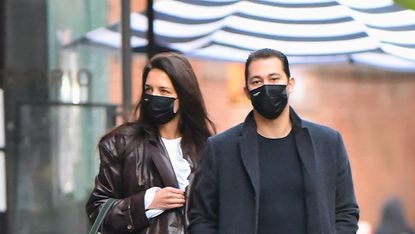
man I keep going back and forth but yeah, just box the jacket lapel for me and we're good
[238,113,260,231]
[147,139,179,188]
[239,131,260,196]
[291,109,322,234]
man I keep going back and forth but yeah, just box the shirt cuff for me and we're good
[144,187,165,219]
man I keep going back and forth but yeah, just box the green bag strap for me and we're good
[89,198,116,234]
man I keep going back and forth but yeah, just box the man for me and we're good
[189,48,359,234]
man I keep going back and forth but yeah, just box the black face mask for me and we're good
[142,93,177,125]
[249,84,288,119]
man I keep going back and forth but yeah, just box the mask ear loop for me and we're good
[172,96,179,114]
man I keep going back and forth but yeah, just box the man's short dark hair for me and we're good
[244,48,291,85]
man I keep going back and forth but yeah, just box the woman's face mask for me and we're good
[142,93,178,125]
[249,84,288,119]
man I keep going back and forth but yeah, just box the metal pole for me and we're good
[147,0,155,59]
[121,0,132,120]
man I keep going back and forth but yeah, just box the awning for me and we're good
[77,0,415,72]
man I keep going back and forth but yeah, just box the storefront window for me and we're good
[11,1,119,233]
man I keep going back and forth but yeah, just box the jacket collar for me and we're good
[147,135,179,188]
[238,107,322,233]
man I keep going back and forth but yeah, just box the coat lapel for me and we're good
[147,139,179,188]
[238,113,260,231]
[238,129,260,196]
[291,109,323,234]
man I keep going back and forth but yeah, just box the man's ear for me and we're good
[244,86,251,100]
[287,77,295,95]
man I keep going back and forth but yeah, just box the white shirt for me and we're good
[144,137,191,219]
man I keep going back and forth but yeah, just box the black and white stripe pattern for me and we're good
[83,0,415,71]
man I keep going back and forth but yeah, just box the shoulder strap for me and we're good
[89,198,116,234]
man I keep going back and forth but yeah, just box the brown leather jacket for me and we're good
[86,124,197,234]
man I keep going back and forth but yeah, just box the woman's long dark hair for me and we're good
[104,52,215,162]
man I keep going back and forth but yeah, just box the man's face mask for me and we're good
[249,84,288,119]
[142,93,177,125]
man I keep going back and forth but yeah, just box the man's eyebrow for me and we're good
[268,73,281,77]
[249,73,281,79]
[249,75,262,79]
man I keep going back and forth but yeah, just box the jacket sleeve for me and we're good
[189,140,219,234]
[334,132,360,233]
[85,140,150,233]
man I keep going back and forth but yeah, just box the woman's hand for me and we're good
[148,187,185,210]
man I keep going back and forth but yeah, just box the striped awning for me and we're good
[82,0,415,72]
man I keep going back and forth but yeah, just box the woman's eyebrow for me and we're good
[158,86,172,90]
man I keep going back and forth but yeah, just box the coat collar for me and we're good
[238,107,322,233]
[147,136,179,188]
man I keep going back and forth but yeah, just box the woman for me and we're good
[86,52,215,234]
